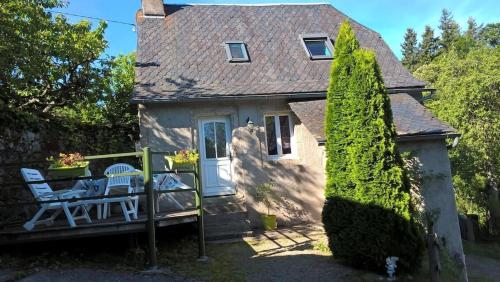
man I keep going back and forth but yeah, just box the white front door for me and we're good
[199,118,235,196]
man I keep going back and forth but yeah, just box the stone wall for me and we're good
[0,121,137,222]
[398,139,467,279]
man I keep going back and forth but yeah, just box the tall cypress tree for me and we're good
[323,20,423,272]
[401,28,419,71]
[419,25,439,65]
[439,9,461,51]
[324,20,359,201]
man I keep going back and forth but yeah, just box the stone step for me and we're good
[204,211,247,225]
[204,211,252,241]
[203,195,246,215]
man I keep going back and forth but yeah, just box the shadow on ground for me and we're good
[2,223,499,281]
[0,224,378,281]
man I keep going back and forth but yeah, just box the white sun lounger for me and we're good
[21,168,92,231]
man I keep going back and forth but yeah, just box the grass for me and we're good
[463,240,500,261]
[158,239,248,281]
[312,239,331,254]
[4,225,499,281]
[462,240,500,282]
[0,232,153,274]
[155,226,347,281]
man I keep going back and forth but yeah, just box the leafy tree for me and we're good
[414,47,500,233]
[418,25,439,65]
[466,17,481,40]
[478,23,500,47]
[0,0,108,125]
[438,9,461,51]
[53,53,137,127]
[401,28,420,71]
[401,7,500,235]
[323,20,423,272]
[102,53,137,127]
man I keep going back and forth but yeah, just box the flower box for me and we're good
[164,156,196,171]
[47,162,90,179]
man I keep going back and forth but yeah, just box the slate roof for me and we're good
[133,4,425,102]
[288,94,457,142]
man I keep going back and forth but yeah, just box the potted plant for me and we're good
[254,181,279,230]
[47,153,90,179]
[165,150,199,171]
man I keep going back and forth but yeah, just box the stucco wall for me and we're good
[139,99,326,226]
[398,139,466,273]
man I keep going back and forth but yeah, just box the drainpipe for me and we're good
[447,136,460,150]
[421,89,437,102]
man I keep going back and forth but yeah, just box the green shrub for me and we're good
[322,20,423,273]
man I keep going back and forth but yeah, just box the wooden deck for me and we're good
[0,209,198,245]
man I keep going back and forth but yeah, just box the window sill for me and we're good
[267,154,298,161]
[309,56,333,60]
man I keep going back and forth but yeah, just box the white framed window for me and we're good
[300,33,334,60]
[264,114,296,159]
[224,41,250,62]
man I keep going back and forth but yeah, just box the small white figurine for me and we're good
[386,256,399,281]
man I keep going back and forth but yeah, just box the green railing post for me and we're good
[143,147,157,268]
[195,159,207,260]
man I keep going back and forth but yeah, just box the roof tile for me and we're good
[289,94,456,141]
[134,4,425,101]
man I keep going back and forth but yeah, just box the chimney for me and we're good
[141,0,165,18]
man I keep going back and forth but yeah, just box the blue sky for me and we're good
[54,0,499,58]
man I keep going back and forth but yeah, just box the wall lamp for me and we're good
[246,117,255,134]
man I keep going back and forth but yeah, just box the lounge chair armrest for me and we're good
[40,189,86,198]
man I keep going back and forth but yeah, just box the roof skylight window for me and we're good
[301,33,334,60]
[224,41,249,62]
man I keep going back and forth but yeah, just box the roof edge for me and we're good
[166,3,330,6]
[131,87,428,104]
[131,91,327,104]
[317,133,460,146]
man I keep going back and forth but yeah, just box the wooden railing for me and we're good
[0,147,206,269]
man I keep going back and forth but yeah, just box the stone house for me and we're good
[133,0,465,268]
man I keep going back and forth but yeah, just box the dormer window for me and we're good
[300,33,334,60]
[224,41,249,62]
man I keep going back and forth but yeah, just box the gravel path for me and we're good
[3,225,499,282]
[466,255,500,282]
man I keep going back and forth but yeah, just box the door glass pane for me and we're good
[215,122,227,158]
[203,122,216,159]
[265,116,278,156]
[279,116,292,154]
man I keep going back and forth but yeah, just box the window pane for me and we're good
[305,40,331,57]
[215,122,227,158]
[229,43,245,59]
[279,116,292,154]
[265,116,278,156]
[203,123,216,159]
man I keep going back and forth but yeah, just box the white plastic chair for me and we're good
[101,163,138,220]
[20,168,92,231]
[156,173,191,211]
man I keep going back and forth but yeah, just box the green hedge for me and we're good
[322,20,423,273]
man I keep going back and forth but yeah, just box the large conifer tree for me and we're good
[419,25,439,65]
[401,28,419,71]
[439,9,461,51]
[322,20,423,272]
